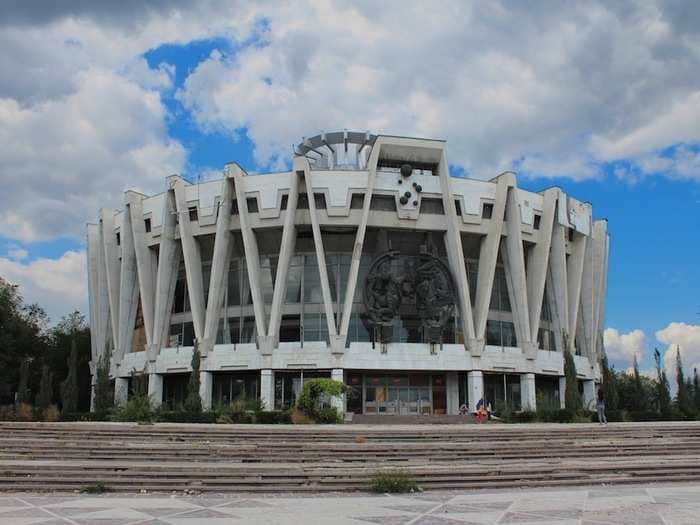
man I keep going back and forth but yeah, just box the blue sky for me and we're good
[0,1,699,375]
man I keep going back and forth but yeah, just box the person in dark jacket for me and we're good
[596,388,607,425]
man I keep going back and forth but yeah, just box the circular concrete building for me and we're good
[87,131,609,416]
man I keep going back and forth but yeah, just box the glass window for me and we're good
[303,256,322,304]
[227,261,241,306]
[285,262,303,304]
[279,315,301,342]
[240,316,256,344]
[482,203,493,219]
[259,256,277,306]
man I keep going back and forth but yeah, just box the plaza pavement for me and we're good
[1,483,700,524]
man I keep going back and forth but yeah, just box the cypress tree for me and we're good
[563,348,581,411]
[654,348,671,417]
[601,353,618,411]
[632,354,645,412]
[675,346,691,416]
[93,348,112,413]
[61,339,79,413]
[36,365,53,411]
[16,358,31,405]
[184,342,202,414]
[694,368,700,412]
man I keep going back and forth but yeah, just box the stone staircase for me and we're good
[1,421,700,493]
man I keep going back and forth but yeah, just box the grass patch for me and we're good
[370,469,419,493]
[80,481,110,494]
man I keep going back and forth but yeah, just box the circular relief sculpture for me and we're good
[400,164,413,177]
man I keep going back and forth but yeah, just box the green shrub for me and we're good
[514,410,537,423]
[296,378,346,424]
[61,411,111,422]
[111,393,154,423]
[370,469,419,493]
[255,410,291,424]
[80,481,110,494]
[154,410,218,424]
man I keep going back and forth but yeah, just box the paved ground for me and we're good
[1,483,700,524]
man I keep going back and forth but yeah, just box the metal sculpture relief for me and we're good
[363,250,456,345]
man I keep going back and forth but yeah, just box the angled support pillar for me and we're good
[172,176,206,343]
[127,192,157,350]
[202,170,235,357]
[502,185,533,358]
[100,209,121,354]
[299,157,338,345]
[267,170,301,352]
[151,189,181,357]
[230,165,268,343]
[87,224,107,365]
[117,203,139,364]
[337,140,382,349]
[526,189,557,343]
[567,231,587,353]
[591,220,609,364]
[438,149,476,351]
[549,195,569,349]
[473,174,511,349]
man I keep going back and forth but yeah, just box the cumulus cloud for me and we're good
[176,1,700,178]
[604,328,646,366]
[656,322,700,379]
[0,250,87,323]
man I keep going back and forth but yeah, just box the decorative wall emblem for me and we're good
[363,250,456,344]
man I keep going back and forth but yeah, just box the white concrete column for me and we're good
[199,370,213,410]
[467,370,484,412]
[148,373,163,407]
[300,157,338,340]
[446,372,460,415]
[260,370,274,410]
[438,150,476,347]
[151,189,181,355]
[127,192,157,349]
[521,373,536,411]
[526,189,557,341]
[114,377,129,406]
[473,174,511,345]
[88,224,109,364]
[117,204,139,362]
[202,172,235,357]
[567,231,587,353]
[89,378,96,412]
[558,376,566,409]
[583,379,595,410]
[331,368,345,415]
[100,209,121,353]
[267,170,299,354]
[172,177,206,342]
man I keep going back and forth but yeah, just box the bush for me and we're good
[513,410,537,423]
[61,411,111,422]
[80,481,110,494]
[44,405,60,422]
[154,410,218,424]
[296,378,346,424]
[14,402,33,421]
[255,410,291,424]
[370,469,419,493]
[111,394,154,423]
[0,405,15,421]
[290,407,313,424]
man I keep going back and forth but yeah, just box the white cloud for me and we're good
[656,322,700,381]
[604,328,646,366]
[7,246,28,261]
[0,250,87,323]
[176,1,700,179]
[0,68,186,241]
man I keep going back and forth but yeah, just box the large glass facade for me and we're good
[352,373,447,415]
[274,370,331,409]
[483,373,521,412]
[212,372,259,406]
[162,373,190,410]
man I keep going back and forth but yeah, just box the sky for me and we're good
[0,1,698,378]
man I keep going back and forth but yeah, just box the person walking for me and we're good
[596,388,607,425]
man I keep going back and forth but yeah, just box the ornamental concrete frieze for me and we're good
[87,130,609,413]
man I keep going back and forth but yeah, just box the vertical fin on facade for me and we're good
[267,170,301,347]
[230,165,268,341]
[127,191,157,349]
[438,149,476,350]
[473,174,511,341]
[202,170,235,356]
[117,203,139,362]
[100,209,121,353]
[526,189,557,341]
[502,184,533,357]
[298,157,339,340]
[172,176,206,343]
[567,229,587,353]
[549,192,570,349]
[152,188,180,355]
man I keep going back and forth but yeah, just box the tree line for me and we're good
[0,278,92,417]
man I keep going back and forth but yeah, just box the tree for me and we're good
[674,346,694,417]
[654,348,672,418]
[16,358,31,404]
[632,354,647,412]
[184,342,202,413]
[563,348,581,411]
[93,348,112,413]
[36,365,53,412]
[60,339,79,413]
[600,352,618,411]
